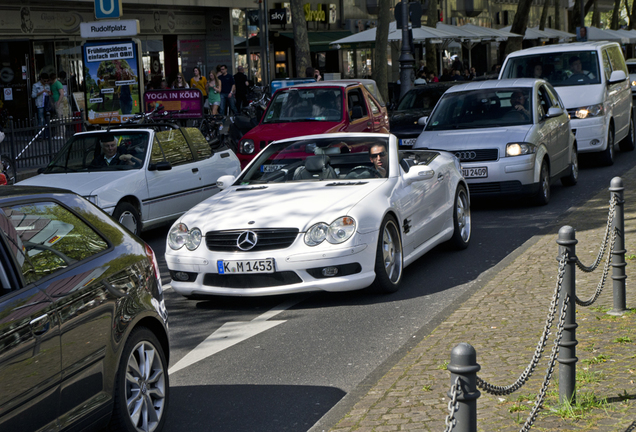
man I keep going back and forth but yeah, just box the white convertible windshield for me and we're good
[237,136,390,184]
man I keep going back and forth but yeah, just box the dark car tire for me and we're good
[600,126,615,166]
[619,114,635,152]
[560,148,578,187]
[108,327,169,432]
[448,185,471,249]
[114,202,142,236]
[534,162,550,206]
[371,216,403,294]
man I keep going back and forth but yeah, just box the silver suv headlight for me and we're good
[240,139,255,154]
[168,223,202,251]
[574,104,604,119]
[305,217,356,246]
[506,142,537,157]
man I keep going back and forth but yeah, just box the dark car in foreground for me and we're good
[390,82,459,148]
[0,186,169,432]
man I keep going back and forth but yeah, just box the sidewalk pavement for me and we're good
[327,169,636,432]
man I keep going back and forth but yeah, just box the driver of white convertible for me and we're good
[369,143,388,178]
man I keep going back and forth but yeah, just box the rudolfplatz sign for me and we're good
[83,39,142,124]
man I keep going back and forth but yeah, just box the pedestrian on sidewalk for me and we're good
[31,72,50,134]
[233,66,249,111]
[207,69,222,115]
[217,64,238,116]
[50,72,69,120]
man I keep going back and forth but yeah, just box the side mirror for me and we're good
[545,107,564,118]
[608,70,627,84]
[417,116,429,126]
[148,161,172,171]
[350,105,364,120]
[217,175,236,190]
[388,102,396,111]
[403,165,434,185]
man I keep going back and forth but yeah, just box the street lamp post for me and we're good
[399,0,415,99]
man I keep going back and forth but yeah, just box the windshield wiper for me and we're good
[44,164,77,172]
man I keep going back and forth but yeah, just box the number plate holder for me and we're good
[217,258,276,274]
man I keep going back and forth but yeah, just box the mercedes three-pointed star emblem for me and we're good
[237,230,258,251]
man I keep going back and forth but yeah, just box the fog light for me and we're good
[590,139,600,146]
[174,271,190,281]
[321,267,339,277]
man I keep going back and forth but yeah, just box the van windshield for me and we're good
[501,51,601,87]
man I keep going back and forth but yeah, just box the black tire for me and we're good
[448,185,471,249]
[560,148,578,186]
[114,202,142,236]
[619,113,635,152]
[108,327,169,432]
[1,155,15,185]
[371,216,403,293]
[600,126,615,166]
[534,162,550,206]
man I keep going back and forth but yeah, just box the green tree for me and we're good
[373,0,391,102]
[290,0,311,77]
[504,0,533,57]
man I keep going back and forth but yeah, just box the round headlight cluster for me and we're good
[168,223,202,251]
[305,217,356,246]
[506,142,536,157]
[240,139,255,154]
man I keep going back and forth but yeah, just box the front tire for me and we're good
[114,202,142,236]
[600,126,615,166]
[560,148,578,186]
[619,113,635,152]
[108,328,169,432]
[449,185,471,249]
[371,216,403,293]
[535,161,550,206]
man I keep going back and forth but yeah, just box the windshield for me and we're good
[397,86,450,111]
[425,88,533,131]
[236,136,390,184]
[263,88,343,123]
[42,132,149,173]
[501,51,601,86]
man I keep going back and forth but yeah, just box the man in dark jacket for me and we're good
[233,66,249,111]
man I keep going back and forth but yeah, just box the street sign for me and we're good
[94,0,123,20]
[81,20,139,38]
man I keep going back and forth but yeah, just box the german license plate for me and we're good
[399,138,416,146]
[462,166,488,178]
[217,258,275,274]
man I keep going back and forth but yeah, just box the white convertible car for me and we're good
[165,133,471,297]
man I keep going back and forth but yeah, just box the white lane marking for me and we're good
[168,297,305,375]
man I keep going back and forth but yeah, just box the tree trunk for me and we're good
[625,0,633,28]
[373,0,391,103]
[290,0,311,78]
[426,0,438,76]
[611,0,621,29]
[631,0,636,28]
[504,0,533,57]
[569,0,583,33]
[593,0,601,27]
[539,0,550,29]
[555,0,561,29]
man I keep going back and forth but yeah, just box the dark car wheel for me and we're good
[600,126,615,166]
[114,202,142,236]
[619,113,635,152]
[109,327,169,432]
[560,148,578,186]
[372,216,403,294]
[535,162,550,206]
[448,185,471,249]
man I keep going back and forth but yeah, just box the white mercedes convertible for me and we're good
[165,133,471,297]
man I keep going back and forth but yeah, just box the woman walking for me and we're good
[208,69,222,115]
[190,67,207,97]
[173,72,189,89]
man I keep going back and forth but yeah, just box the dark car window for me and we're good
[397,87,450,111]
[0,202,108,285]
[347,88,368,118]
[151,129,194,166]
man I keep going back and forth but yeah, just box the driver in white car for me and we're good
[369,143,388,178]
[566,56,595,80]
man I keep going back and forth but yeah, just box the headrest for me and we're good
[305,155,330,172]
[315,147,340,155]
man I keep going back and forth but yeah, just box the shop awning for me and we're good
[280,31,353,51]
[331,22,457,47]
[586,26,630,43]
[532,27,576,40]
[501,25,551,40]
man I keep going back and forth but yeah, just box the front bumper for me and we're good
[570,116,607,153]
[461,154,538,197]
[165,232,378,297]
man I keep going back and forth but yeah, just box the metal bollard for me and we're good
[609,177,627,316]
[447,343,480,432]
[556,226,578,404]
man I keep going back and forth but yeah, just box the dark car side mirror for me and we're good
[148,161,172,171]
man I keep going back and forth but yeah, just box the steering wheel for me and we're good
[566,73,590,84]
[322,109,341,118]
[345,166,382,179]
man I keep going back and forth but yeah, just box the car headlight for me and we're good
[168,223,202,251]
[84,195,99,206]
[631,80,636,87]
[240,139,255,154]
[506,142,537,157]
[574,104,604,119]
[305,217,356,246]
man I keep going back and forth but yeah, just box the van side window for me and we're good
[602,50,612,80]
[607,46,628,75]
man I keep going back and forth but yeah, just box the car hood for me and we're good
[178,181,383,232]
[553,84,604,109]
[17,171,140,196]
[244,122,343,143]
[389,108,430,138]
[416,126,531,150]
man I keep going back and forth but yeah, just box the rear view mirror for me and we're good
[608,70,627,84]
[403,165,434,185]
[417,116,429,126]
[545,107,564,118]
[217,175,236,190]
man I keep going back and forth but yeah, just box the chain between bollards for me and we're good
[608,177,627,316]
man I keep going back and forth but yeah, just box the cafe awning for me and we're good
[280,31,353,51]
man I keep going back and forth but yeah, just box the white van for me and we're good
[499,42,633,165]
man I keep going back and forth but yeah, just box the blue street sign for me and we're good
[95,0,123,19]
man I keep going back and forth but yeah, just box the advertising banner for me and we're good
[143,89,203,119]
[83,39,143,124]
